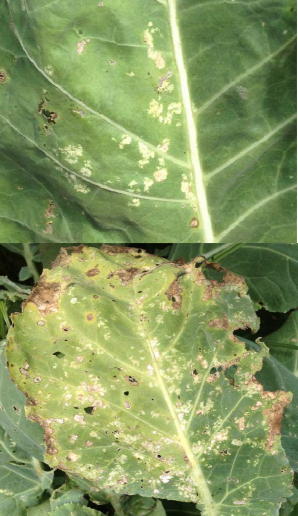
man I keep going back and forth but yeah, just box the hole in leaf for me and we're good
[84,407,93,415]
[210,367,216,374]
[124,391,129,396]
[53,351,65,359]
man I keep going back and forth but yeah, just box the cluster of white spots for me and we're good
[236,417,245,430]
[211,430,228,445]
[198,355,209,369]
[70,297,77,304]
[119,134,132,149]
[181,174,195,201]
[148,100,182,125]
[197,399,214,415]
[158,69,174,93]
[80,160,92,178]
[60,144,83,165]
[251,401,262,410]
[86,440,93,447]
[233,499,247,505]
[150,337,160,358]
[76,39,90,54]
[67,452,79,462]
[74,415,86,425]
[144,177,154,192]
[44,65,54,76]
[147,365,154,375]
[37,320,45,326]
[138,142,155,168]
[144,24,165,69]
[126,71,135,77]
[160,473,172,483]
[72,108,86,118]
[155,314,164,324]
[76,355,84,363]
[154,167,168,183]
[128,198,141,208]
[236,85,249,100]
[232,439,242,446]
[158,139,170,153]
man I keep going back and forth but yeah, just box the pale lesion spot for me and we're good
[154,167,168,183]
[119,134,132,149]
[138,142,155,168]
[76,39,91,54]
[144,23,165,70]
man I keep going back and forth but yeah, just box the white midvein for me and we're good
[197,34,297,114]
[0,115,188,204]
[167,0,214,242]
[6,2,189,171]
[132,279,219,516]
[206,114,297,181]
[217,185,297,241]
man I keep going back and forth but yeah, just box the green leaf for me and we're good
[0,427,53,516]
[0,340,44,460]
[50,482,88,510]
[0,1,296,242]
[169,244,298,312]
[265,311,298,376]
[163,500,200,515]
[122,495,166,516]
[51,504,103,516]
[279,485,298,516]
[19,266,33,282]
[241,338,298,473]
[7,245,293,516]
[0,276,31,302]
[26,499,51,516]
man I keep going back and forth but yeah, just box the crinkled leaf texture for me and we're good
[7,245,293,516]
[0,0,296,242]
[0,427,53,516]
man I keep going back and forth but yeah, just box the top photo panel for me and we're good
[0,0,296,243]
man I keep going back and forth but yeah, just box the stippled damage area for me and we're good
[6,246,293,516]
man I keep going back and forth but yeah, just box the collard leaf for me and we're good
[169,244,298,312]
[0,340,44,460]
[0,427,53,516]
[26,500,51,516]
[0,1,296,242]
[50,483,88,510]
[265,311,298,376]
[7,245,293,516]
[51,504,102,516]
[122,495,166,516]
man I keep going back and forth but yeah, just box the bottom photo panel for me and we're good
[0,243,297,516]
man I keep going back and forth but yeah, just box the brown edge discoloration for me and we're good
[114,268,142,285]
[29,414,58,455]
[23,275,62,315]
[263,390,292,451]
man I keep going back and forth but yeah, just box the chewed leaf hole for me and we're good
[124,391,129,396]
[53,351,65,359]
[84,406,93,415]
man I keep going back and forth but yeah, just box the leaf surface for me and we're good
[169,244,298,312]
[0,427,53,516]
[0,340,44,460]
[51,504,102,516]
[265,311,298,376]
[0,1,296,242]
[7,245,293,516]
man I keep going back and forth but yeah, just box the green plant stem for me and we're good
[108,494,126,516]
[0,301,10,337]
[211,243,246,263]
[23,244,40,283]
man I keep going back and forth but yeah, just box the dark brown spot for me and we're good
[190,217,199,228]
[87,313,94,321]
[86,267,99,277]
[0,71,7,83]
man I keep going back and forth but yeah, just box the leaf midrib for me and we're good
[132,270,219,516]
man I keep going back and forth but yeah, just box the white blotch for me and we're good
[138,142,155,168]
[119,135,132,149]
[70,298,77,304]
[76,39,90,54]
[147,365,154,375]
[74,415,86,425]
[67,452,79,462]
[44,65,54,76]
[143,177,154,192]
[154,168,168,183]
[160,473,172,483]
[126,71,135,77]
[80,160,92,178]
[158,139,170,153]
[60,145,83,165]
